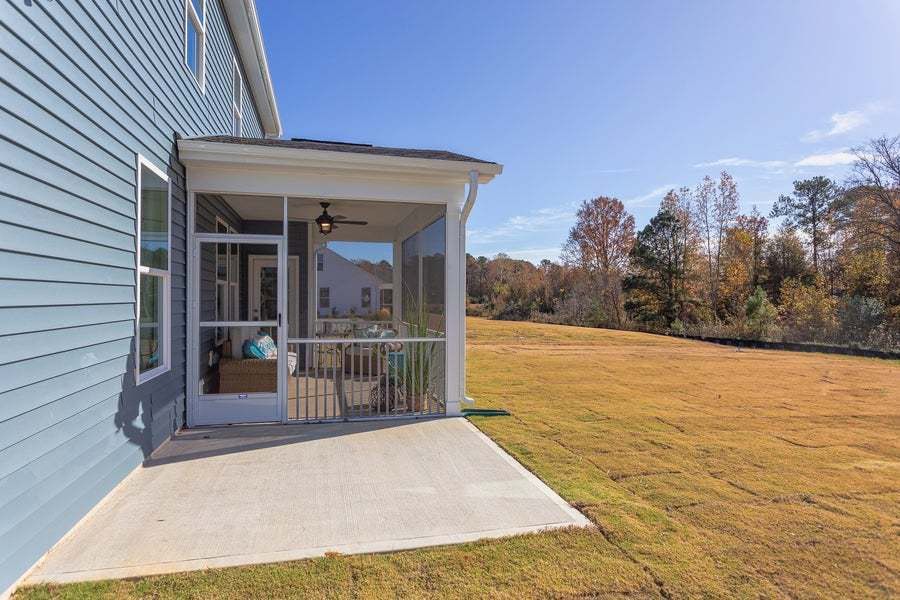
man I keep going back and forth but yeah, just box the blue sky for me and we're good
[258,1,900,263]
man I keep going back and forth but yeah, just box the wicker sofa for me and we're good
[217,352,298,394]
[218,358,277,393]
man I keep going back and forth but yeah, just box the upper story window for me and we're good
[185,0,206,89]
[136,155,171,384]
[316,252,325,272]
[232,59,243,136]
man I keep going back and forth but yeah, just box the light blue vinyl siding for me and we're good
[0,0,265,591]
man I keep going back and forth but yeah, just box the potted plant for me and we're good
[400,295,443,413]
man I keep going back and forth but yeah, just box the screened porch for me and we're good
[191,193,449,424]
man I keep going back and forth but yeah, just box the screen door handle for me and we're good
[278,313,282,327]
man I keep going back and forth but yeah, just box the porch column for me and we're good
[444,203,463,416]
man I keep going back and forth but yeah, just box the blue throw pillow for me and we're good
[243,334,277,359]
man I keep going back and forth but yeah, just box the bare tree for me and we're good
[562,196,635,327]
[843,135,900,251]
[735,206,768,289]
[692,172,738,317]
[714,172,740,252]
[693,176,716,310]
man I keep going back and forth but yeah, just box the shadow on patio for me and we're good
[143,418,430,467]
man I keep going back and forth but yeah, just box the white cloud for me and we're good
[500,247,562,263]
[468,205,575,244]
[693,157,788,169]
[694,149,858,173]
[793,150,857,167]
[625,184,675,206]
[802,102,885,142]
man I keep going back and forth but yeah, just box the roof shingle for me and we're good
[187,135,496,165]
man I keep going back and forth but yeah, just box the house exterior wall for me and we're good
[0,0,264,591]
[316,247,388,317]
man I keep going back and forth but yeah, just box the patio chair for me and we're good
[315,330,348,370]
[368,342,407,414]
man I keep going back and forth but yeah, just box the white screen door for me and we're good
[190,235,286,426]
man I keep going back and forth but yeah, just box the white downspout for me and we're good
[459,170,479,406]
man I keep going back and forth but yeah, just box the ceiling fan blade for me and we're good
[334,220,368,226]
[332,214,347,220]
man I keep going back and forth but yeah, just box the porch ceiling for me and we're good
[220,194,421,227]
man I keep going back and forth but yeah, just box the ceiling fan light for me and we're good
[316,216,333,235]
[315,204,334,235]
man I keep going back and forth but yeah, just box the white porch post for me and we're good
[307,224,318,337]
[444,202,463,416]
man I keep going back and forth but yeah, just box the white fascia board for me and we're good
[222,0,281,137]
[177,139,503,184]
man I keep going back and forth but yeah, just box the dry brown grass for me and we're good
[468,318,900,598]
[19,318,900,599]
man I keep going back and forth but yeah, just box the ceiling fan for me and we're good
[315,202,367,235]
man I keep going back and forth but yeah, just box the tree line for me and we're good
[467,136,900,350]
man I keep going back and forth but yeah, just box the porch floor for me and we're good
[27,418,589,584]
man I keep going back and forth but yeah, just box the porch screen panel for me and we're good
[401,216,446,336]
[401,234,419,324]
[198,241,281,324]
[198,326,279,395]
[197,240,281,396]
[419,216,446,334]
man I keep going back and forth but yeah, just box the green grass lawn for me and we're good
[19,318,900,599]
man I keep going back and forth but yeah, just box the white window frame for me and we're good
[319,286,330,309]
[316,251,325,272]
[232,57,243,137]
[184,0,206,91]
[214,217,239,344]
[135,155,172,385]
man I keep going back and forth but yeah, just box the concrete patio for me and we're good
[27,418,590,584]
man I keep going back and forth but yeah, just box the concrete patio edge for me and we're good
[25,417,593,587]
[30,519,587,585]
[460,419,592,526]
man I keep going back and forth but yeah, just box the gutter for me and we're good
[459,170,479,405]
[242,0,281,137]
[223,0,282,137]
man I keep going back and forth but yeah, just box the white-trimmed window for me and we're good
[136,155,171,384]
[215,218,239,344]
[319,286,330,309]
[185,0,206,88]
[316,251,325,272]
[380,288,393,314]
[232,58,243,136]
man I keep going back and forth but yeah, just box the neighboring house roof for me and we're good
[188,135,498,165]
[320,248,387,284]
[353,259,393,284]
[221,0,281,137]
